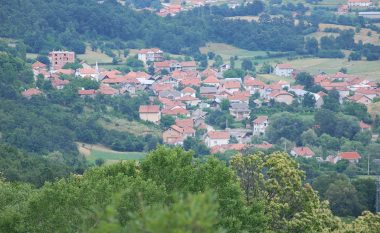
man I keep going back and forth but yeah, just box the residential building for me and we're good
[335,151,361,163]
[291,147,315,158]
[229,103,250,120]
[137,48,164,63]
[347,0,372,8]
[205,131,230,147]
[346,94,372,106]
[139,105,161,124]
[253,116,269,136]
[274,63,294,77]
[163,125,184,145]
[49,51,75,70]
[21,88,43,99]
[268,91,294,105]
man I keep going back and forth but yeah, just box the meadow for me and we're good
[78,143,146,164]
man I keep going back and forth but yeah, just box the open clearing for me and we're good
[200,43,269,61]
[98,117,162,137]
[310,23,380,46]
[283,58,380,81]
[256,74,293,84]
[77,143,146,164]
[78,47,113,64]
[369,102,380,117]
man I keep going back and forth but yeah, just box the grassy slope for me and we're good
[98,117,162,137]
[309,23,380,46]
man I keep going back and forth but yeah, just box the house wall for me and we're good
[205,137,229,147]
[140,112,161,124]
[253,121,268,136]
[49,51,75,70]
[274,67,293,77]
[274,95,294,105]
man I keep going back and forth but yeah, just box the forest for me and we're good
[1,146,379,233]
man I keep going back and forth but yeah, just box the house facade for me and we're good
[49,51,75,70]
[347,0,372,7]
[205,131,230,147]
[274,63,294,77]
[139,105,161,124]
[138,48,164,63]
[253,116,269,136]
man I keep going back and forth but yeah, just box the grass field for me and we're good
[78,47,113,64]
[98,117,162,137]
[284,58,380,81]
[256,74,293,84]
[369,102,380,117]
[26,53,38,59]
[310,23,380,46]
[78,143,146,164]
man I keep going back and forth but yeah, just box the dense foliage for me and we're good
[0,0,308,55]
[1,146,379,232]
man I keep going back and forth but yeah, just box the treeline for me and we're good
[209,0,265,17]
[0,0,308,55]
[1,146,379,232]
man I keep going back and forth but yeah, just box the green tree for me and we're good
[241,59,253,71]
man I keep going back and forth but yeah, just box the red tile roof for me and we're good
[180,78,201,87]
[292,147,315,157]
[203,75,219,84]
[99,85,118,95]
[32,61,46,69]
[223,81,241,89]
[78,89,97,95]
[244,77,265,87]
[180,61,197,67]
[162,106,189,116]
[175,118,194,128]
[338,151,361,160]
[51,78,69,88]
[276,63,292,69]
[138,48,162,54]
[21,88,43,97]
[253,116,268,124]
[359,121,371,129]
[207,131,230,139]
[182,87,196,93]
[269,91,293,98]
[139,105,160,113]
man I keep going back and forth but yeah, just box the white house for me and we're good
[274,63,294,77]
[347,0,372,8]
[253,116,269,136]
[205,131,230,148]
[137,48,164,64]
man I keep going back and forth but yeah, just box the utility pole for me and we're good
[374,159,380,213]
[377,176,380,213]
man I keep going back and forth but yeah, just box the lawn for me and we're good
[98,117,162,137]
[78,143,146,164]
